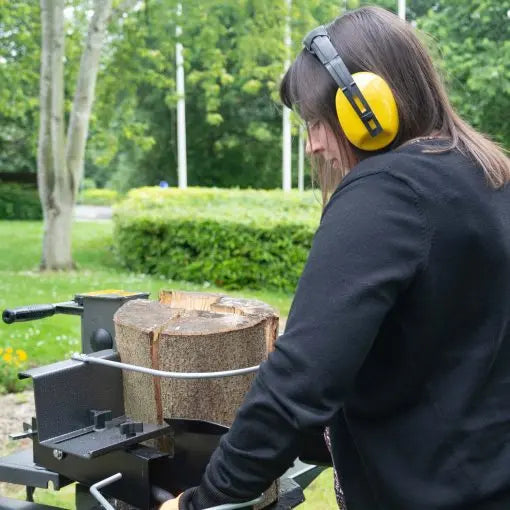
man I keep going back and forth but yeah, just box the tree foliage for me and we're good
[0,0,88,174]
[0,0,41,173]
[0,0,508,192]
[418,0,510,147]
[88,0,341,190]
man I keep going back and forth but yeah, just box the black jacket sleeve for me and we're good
[179,171,431,509]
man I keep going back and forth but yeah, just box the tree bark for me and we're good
[37,0,53,227]
[38,0,74,269]
[38,0,113,270]
[66,0,113,198]
[114,290,280,507]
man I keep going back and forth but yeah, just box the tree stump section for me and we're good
[114,290,280,508]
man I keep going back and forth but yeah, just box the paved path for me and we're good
[74,204,112,221]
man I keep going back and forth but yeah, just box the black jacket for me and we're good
[180,140,510,509]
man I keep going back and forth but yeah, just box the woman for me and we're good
[163,6,510,509]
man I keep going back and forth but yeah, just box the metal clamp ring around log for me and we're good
[71,353,260,379]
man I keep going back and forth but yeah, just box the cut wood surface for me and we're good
[114,290,280,507]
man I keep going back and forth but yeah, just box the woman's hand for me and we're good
[159,494,181,509]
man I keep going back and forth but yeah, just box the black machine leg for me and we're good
[26,486,35,502]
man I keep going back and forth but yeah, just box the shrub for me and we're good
[113,187,322,292]
[0,182,42,220]
[81,178,97,190]
[79,188,119,206]
[0,347,30,393]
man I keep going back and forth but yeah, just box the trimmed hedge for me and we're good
[113,187,322,292]
[0,182,42,220]
[78,188,119,206]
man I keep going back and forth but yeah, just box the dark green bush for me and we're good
[0,182,42,220]
[113,187,322,292]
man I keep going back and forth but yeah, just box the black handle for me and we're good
[2,304,56,324]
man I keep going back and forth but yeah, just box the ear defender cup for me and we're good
[335,72,399,151]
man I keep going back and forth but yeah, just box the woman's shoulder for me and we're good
[340,137,476,198]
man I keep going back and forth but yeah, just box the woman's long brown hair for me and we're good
[280,6,510,205]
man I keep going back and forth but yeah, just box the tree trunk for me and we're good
[66,0,113,198]
[41,202,74,269]
[114,290,280,507]
[37,0,113,270]
[38,0,73,270]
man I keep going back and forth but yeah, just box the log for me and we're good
[114,290,280,507]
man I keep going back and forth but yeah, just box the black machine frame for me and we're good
[0,292,330,509]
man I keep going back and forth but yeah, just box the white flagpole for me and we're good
[298,124,304,192]
[176,3,187,189]
[282,0,292,191]
[398,0,406,20]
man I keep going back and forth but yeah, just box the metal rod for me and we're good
[90,472,260,510]
[206,495,264,510]
[72,353,260,379]
[155,494,265,510]
[89,472,122,510]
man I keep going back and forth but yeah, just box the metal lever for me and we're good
[2,304,57,324]
[90,473,263,510]
[8,429,36,441]
[90,472,122,510]
[2,300,83,324]
[9,421,36,441]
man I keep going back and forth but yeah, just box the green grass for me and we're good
[0,221,293,373]
[300,469,337,509]
[0,219,337,509]
[6,484,76,509]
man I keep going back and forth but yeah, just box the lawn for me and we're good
[0,220,337,509]
[0,221,293,375]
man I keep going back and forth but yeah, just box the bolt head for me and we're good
[53,449,64,460]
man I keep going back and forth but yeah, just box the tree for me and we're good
[37,0,130,269]
[0,1,42,174]
[86,0,342,191]
[418,0,510,148]
[4,1,506,198]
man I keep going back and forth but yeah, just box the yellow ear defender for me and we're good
[303,26,399,151]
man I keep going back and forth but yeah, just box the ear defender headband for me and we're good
[303,26,399,151]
